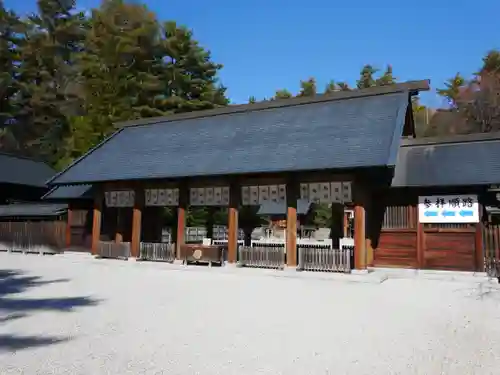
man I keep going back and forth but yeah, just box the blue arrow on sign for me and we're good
[424,211,438,217]
[442,210,456,217]
[459,210,474,217]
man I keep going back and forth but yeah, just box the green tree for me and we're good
[273,89,292,100]
[0,1,23,151]
[376,65,396,86]
[437,72,465,107]
[298,77,317,96]
[357,64,378,89]
[324,80,337,94]
[15,0,88,166]
[480,50,500,75]
[336,82,351,91]
[156,20,228,114]
[248,96,257,104]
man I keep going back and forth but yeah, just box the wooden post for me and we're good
[475,204,485,272]
[176,182,188,259]
[91,191,103,255]
[286,181,298,267]
[416,204,425,269]
[354,203,366,270]
[66,206,72,248]
[130,189,143,258]
[227,182,240,264]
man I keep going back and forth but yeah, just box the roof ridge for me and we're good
[116,80,430,129]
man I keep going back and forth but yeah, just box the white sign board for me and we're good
[418,195,479,224]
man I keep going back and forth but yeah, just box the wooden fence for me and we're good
[483,223,500,278]
[238,243,285,269]
[0,221,66,252]
[139,242,176,263]
[298,244,353,273]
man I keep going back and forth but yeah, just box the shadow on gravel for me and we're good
[0,268,100,352]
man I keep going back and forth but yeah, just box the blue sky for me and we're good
[5,0,500,107]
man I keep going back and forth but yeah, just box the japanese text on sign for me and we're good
[418,194,479,223]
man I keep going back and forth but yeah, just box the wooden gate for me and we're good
[482,223,500,277]
[374,205,481,271]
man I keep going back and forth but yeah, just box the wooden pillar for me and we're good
[416,204,424,269]
[353,183,368,270]
[176,182,188,259]
[130,189,143,258]
[475,204,485,272]
[286,181,298,267]
[354,202,366,270]
[91,192,103,255]
[227,183,240,264]
[65,206,72,248]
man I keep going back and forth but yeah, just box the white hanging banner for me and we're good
[189,186,230,206]
[145,188,179,206]
[105,190,135,207]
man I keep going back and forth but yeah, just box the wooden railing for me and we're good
[0,221,65,253]
[382,205,416,230]
[483,224,500,278]
[139,242,176,263]
[98,241,130,259]
[298,244,353,273]
[238,243,285,269]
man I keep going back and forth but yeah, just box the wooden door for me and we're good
[420,224,477,271]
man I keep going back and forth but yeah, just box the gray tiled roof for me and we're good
[48,89,417,186]
[257,199,311,215]
[0,203,67,218]
[0,153,55,187]
[392,133,500,187]
[42,185,93,201]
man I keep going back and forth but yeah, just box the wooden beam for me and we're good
[91,191,102,255]
[176,181,188,259]
[286,181,298,267]
[130,189,143,258]
[66,206,72,248]
[227,182,240,264]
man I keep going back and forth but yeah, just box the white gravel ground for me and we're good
[1,253,500,375]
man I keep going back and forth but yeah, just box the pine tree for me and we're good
[157,20,228,113]
[356,64,378,89]
[0,1,23,151]
[273,89,292,100]
[437,72,465,107]
[15,0,88,165]
[298,77,317,96]
[336,82,351,91]
[324,80,337,94]
[248,96,257,103]
[376,65,396,86]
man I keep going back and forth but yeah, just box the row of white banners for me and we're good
[104,181,354,208]
[103,190,481,224]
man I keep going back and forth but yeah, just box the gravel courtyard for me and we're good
[1,253,500,375]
